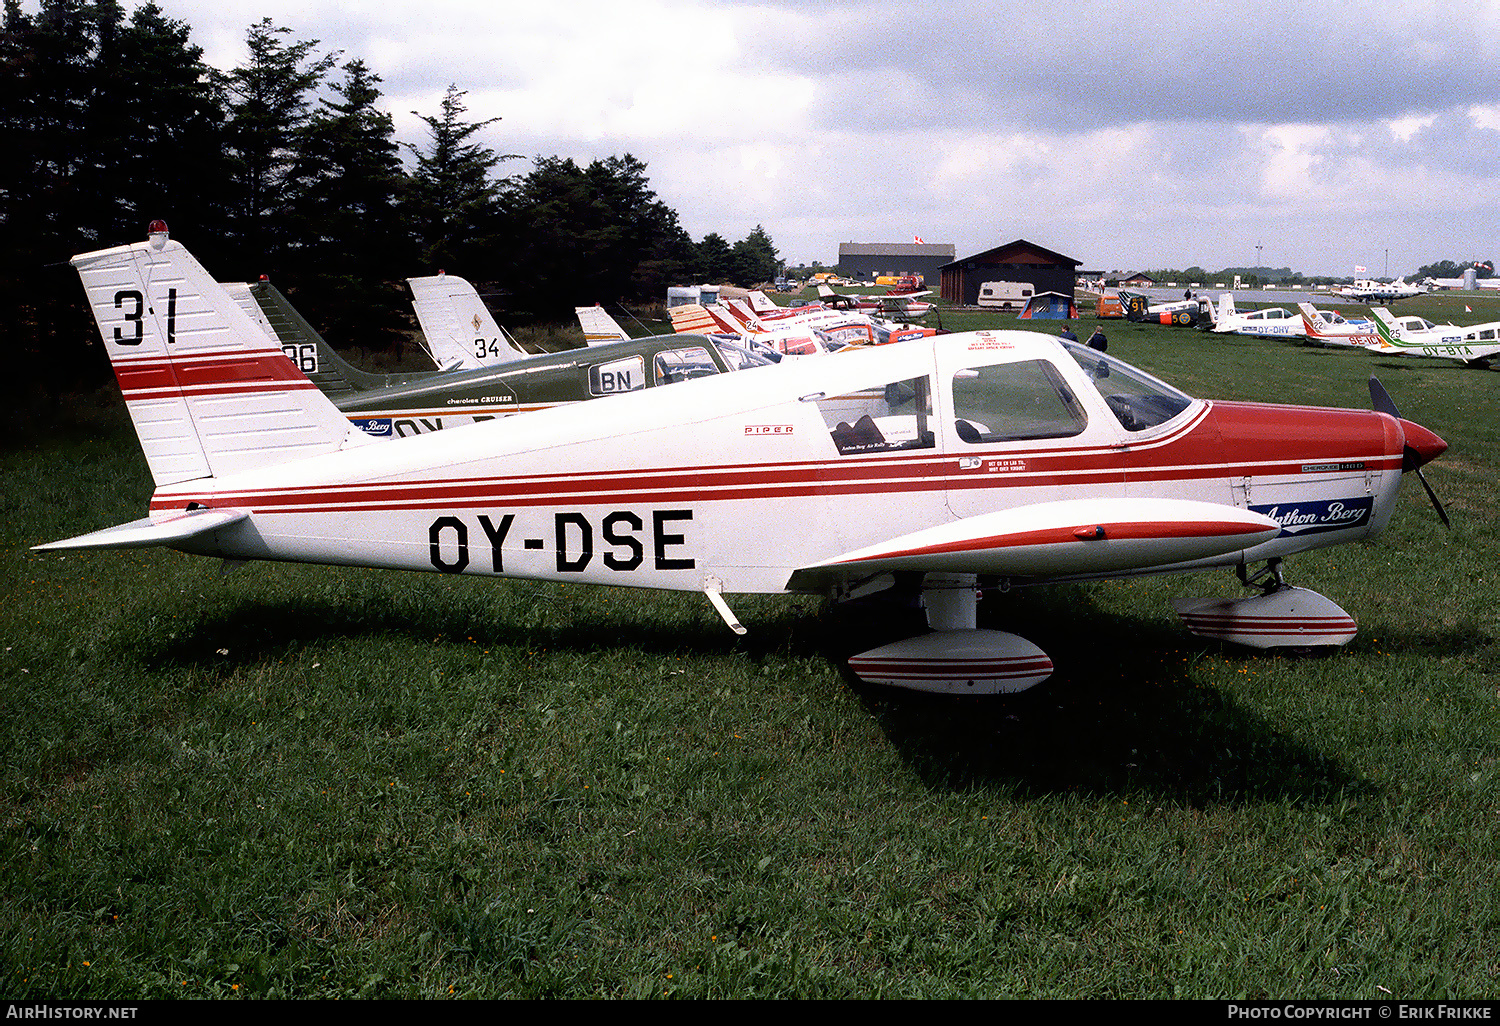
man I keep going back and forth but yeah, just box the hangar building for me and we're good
[838,242,956,284]
[940,240,1080,307]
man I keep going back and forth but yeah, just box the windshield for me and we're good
[1060,339,1194,432]
[711,336,779,370]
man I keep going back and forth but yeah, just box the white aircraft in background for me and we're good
[36,222,1451,697]
[668,301,842,357]
[575,305,632,345]
[1328,278,1428,304]
[1205,294,1304,338]
[1372,308,1500,367]
[406,273,528,370]
[1295,303,1382,349]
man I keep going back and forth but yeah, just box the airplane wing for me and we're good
[785,498,1280,590]
[34,507,250,552]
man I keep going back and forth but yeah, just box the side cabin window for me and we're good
[950,359,1087,444]
[1061,340,1193,432]
[813,376,936,455]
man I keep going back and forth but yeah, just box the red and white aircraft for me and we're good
[1296,303,1384,350]
[36,224,1450,696]
[816,283,935,319]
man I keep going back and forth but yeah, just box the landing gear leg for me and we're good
[1236,557,1285,594]
[845,572,1053,695]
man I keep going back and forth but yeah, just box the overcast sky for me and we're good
[124,0,1500,277]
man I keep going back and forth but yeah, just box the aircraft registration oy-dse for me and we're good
[35,223,1451,695]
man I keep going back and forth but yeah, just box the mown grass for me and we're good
[2,312,1498,999]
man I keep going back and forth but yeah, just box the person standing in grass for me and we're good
[1088,326,1108,351]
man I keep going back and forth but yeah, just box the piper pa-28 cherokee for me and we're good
[1296,303,1381,349]
[36,223,1450,696]
[1372,309,1500,367]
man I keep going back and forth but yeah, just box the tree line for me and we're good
[0,0,781,402]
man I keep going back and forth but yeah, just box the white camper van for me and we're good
[976,281,1033,310]
[667,284,722,308]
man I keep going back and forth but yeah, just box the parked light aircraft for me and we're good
[1328,278,1428,303]
[1204,294,1304,338]
[1119,290,1212,326]
[1296,303,1382,349]
[226,277,769,439]
[1371,308,1500,367]
[724,296,937,349]
[406,273,527,370]
[669,298,934,357]
[37,223,1450,696]
[816,283,935,319]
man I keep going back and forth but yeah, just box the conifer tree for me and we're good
[403,84,515,275]
[222,18,336,265]
[285,58,413,349]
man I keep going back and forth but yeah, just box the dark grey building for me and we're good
[837,242,956,284]
[940,240,1080,307]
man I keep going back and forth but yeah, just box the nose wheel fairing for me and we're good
[1171,561,1357,649]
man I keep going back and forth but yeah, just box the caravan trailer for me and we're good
[976,281,1033,310]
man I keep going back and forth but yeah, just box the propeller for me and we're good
[1369,376,1451,528]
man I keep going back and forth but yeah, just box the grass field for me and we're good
[2,300,1498,999]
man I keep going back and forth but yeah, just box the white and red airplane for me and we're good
[35,223,1450,696]
[713,296,937,353]
[1296,303,1383,349]
[816,283,936,319]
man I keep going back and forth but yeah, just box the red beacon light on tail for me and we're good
[147,219,169,249]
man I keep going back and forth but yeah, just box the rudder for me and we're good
[72,222,367,487]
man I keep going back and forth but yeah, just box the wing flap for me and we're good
[34,507,249,552]
[788,498,1280,590]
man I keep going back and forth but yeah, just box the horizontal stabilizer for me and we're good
[788,498,1281,589]
[34,507,248,552]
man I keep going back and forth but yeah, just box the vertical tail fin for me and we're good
[668,302,740,335]
[574,304,631,345]
[407,273,525,369]
[72,223,367,486]
[1296,302,1321,339]
[1215,293,1235,328]
[232,278,390,396]
[1371,316,1403,351]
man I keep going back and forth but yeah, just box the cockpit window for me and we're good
[1060,339,1194,432]
[653,346,718,385]
[712,337,778,370]
[950,360,1087,443]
